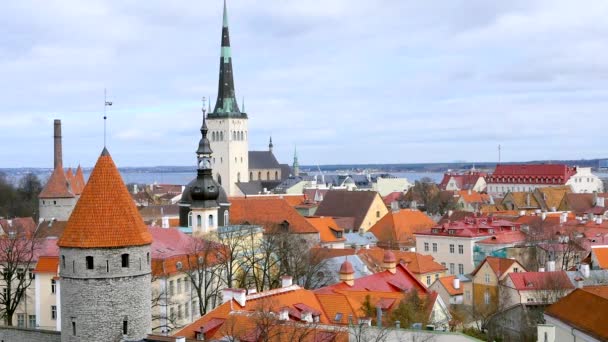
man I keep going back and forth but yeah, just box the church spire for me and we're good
[293,145,300,177]
[210,0,245,118]
[269,136,273,152]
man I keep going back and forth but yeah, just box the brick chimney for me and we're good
[54,119,62,169]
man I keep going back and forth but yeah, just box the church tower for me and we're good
[206,0,249,196]
[58,148,152,342]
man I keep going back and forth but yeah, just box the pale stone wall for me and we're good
[416,235,484,274]
[35,272,59,330]
[373,178,412,197]
[59,245,151,342]
[0,326,60,342]
[566,167,604,193]
[39,197,76,221]
[359,194,389,231]
[208,118,249,197]
[249,168,281,181]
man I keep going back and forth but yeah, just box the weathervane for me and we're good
[104,88,113,147]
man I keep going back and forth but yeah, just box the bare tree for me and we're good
[186,237,226,316]
[0,227,40,326]
[150,274,180,333]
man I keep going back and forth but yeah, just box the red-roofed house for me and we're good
[430,275,467,306]
[470,256,526,314]
[306,217,345,248]
[502,271,575,307]
[415,217,520,274]
[591,246,608,270]
[439,171,487,192]
[369,209,436,250]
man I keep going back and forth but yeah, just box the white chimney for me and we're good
[541,212,547,221]
[546,260,556,272]
[597,217,604,225]
[279,308,289,321]
[597,197,605,208]
[232,289,247,307]
[301,311,313,323]
[519,210,526,216]
[580,263,590,278]
[281,276,293,288]
[175,337,186,342]
[560,212,568,224]
[577,279,584,289]
[453,277,460,289]
[448,210,454,217]
[539,267,545,272]
[409,247,416,252]
[222,288,234,303]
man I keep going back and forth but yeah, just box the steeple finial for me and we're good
[269,136,273,152]
[242,96,245,112]
[223,0,229,28]
[293,145,300,177]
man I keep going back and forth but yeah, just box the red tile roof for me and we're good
[507,271,574,291]
[34,256,59,274]
[73,165,86,195]
[439,171,486,190]
[229,197,318,234]
[39,166,75,199]
[358,248,445,275]
[382,192,404,206]
[476,230,526,245]
[456,190,490,204]
[0,217,36,236]
[488,164,576,185]
[58,149,153,248]
[545,288,608,341]
[369,209,435,244]
[592,247,608,269]
[472,256,524,279]
[416,216,519,238]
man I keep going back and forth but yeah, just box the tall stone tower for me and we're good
[292,146,300,177]
[57,148,153,342]
[207,0,249,196]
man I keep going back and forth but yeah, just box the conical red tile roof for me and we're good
[58,148,152,248]
[39,165,75,199]
[73,165,86,195]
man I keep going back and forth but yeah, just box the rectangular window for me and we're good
[485,273,490,284]
[441,262,446,268]
[424,242,429,252]
[51,305,57,320]
[458,245,464,254]
[123,320,128,335]
[72,321,76,336]
[177,278,182,294]
[449,263,455,275]
[449,244,455,254]
[121,254,130,268]
[51,279,56,294]
[513,267,519,273]
[435,273,439,281]
[426,275,431,286]
[29,315,36,328]
[178,304,183,320]
[29,270,35,280]
[432,243,437,252]
[192,300,198,317]
[484,290,490,304]
[458,264,464,275]
[185,301,190,319]
[86,256,94,270]
[169,280,175,296]
[465,290,471,301]
[17,314,25,327]
[170,307,175,320]
[184,277,190,292]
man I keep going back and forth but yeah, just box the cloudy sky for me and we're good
[1,0,607,168]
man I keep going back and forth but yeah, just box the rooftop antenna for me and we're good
[104,88,113,147]
[498,144,502,165]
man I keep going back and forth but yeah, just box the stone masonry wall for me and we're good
[0,326,61,342]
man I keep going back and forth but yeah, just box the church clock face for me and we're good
[199,157,212,169]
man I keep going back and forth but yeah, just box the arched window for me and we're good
[188,212,193,227]
[212,132,216,141]
[240,131,244,140]
[233,131,236,140]
[197,215,202,227]
[275,171,278,180]
[62,255,65,268]
[258,171,262,180]
[267,171,270,180]
[224,211,229,225]
[220,132,224,141]
[86,256,94,270]
[250,172,253,180]
[217,174,222,184]
[147,252,150,265]
[121,254,130,268]
[208,214,214,227]
[237,172,241,182]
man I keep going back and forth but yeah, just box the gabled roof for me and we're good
[57,148,153,248]
[488,164,576,184]
[73,165,86,195]
[439,171,486,190]
[248,151,280,169]
[306,217,345,243]
[34,256,59,274]
[0,217,36,236]
[471,256,524,279]
[592,247,608,269]
[369,209,435,244]
[544,288,608,341]
[315,190,382,229]
[229,197,318,234]
[456,190,490,204]
[437,275,464,296]
[357,248,446,275]
[507,271,574,291]
[39,166,75,199]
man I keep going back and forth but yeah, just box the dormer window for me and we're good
[432,228,440,234]
[448,229,455,235]
[176,261,183,270]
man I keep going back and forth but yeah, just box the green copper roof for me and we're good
[223,0,229,28]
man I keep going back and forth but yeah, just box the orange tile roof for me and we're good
[456,190,489,204]
[545,288,608,340]
[34,256,59,274]
[357,247,445,275]
[437,276,463,296]
[306,217,345,243]
[73,165,86,195]
[369,209,435,244]
[229,197,318,234]
[593,247,608,269]
[583,285,608,299]
[39,165,75,199]
[58,148,153,248]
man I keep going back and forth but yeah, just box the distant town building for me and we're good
[439,170,487,192]
[487,164,603,195]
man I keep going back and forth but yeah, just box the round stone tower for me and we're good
[57,147,153,342]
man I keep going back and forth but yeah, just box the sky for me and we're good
[1,0,607,168]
